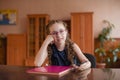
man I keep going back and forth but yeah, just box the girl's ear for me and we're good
[65,29,68,34]
[66,30,70,37]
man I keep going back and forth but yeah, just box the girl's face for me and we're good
[49,23,67,44]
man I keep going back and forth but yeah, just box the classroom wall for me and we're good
[0,0,120,38]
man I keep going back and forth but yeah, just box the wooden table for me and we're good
[0,65,120,80]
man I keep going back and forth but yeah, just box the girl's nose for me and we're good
[56,32,62,37]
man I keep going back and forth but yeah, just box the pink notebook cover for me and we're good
[27,66,72,76]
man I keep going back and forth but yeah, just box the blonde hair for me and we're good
[46,20,67,34]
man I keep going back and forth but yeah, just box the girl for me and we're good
[34,20,91,71]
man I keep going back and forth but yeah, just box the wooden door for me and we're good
[71,12,94,54]
[26,14,49,66]
[7,34,26,66]
[27,14,49,58]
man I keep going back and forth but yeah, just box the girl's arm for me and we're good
[34,35,53,66]
[72,43,91,70]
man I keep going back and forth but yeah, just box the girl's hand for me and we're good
[44,35,54,44]
[78,61,91,71]
[72,61,91,71]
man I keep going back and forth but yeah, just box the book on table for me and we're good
[27,66,73,77]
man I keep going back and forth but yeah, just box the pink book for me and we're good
[27,66,73,77]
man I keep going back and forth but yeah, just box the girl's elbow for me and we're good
[34,60,40,66]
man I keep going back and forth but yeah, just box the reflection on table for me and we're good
[0,65,120,80]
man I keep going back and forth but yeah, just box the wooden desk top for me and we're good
[0,65,120,80]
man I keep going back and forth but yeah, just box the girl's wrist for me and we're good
[81,61,88,64]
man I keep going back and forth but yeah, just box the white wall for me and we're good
[0,0,120,38]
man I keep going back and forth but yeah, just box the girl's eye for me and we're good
[59,30,64,33]
[52,32,58,35]
[50,29,66,35]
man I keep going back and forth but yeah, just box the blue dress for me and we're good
[50,44,71,66]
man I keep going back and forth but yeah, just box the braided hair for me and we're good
[46,20,76,65]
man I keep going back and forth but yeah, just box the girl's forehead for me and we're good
[49,23,65,31]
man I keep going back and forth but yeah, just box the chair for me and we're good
[73,53,96,68]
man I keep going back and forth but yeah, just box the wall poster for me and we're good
[0,10,17,25]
